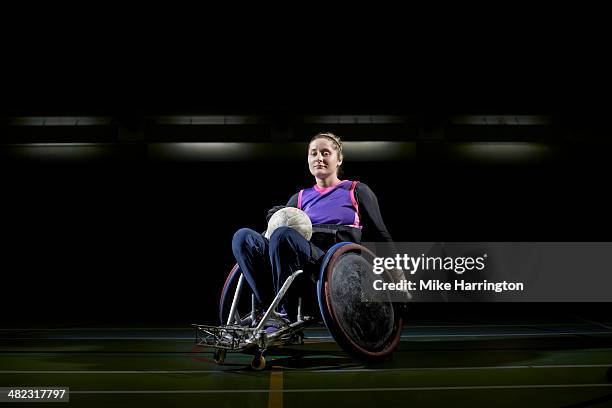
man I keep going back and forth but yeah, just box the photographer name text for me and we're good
[374,279,524,293]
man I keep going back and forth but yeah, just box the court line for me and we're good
[3,330,612,341]
[67,384,612,394]
[2,363,612,374]
[0,328,194,331]
[576,317,612,331]
[3,322,611,332]
[268,367,283,408]
[313,331,612,339]
[293,364,612,373]
[0,322,606,331]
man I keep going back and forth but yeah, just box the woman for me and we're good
[232,132,393,322]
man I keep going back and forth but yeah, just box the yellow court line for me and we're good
[268,366,284,408]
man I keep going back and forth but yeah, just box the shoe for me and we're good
[239,308,266,327]
[277,306,288,318]
[264,315,291,335]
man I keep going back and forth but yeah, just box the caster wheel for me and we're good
[251,354,266,371]
[213,349,226,364]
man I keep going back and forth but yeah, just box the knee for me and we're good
[269,226,302,251]
[232,228,259,251]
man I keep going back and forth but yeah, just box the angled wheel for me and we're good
[317,243,402,362]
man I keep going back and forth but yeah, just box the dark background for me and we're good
[2,25,611,327]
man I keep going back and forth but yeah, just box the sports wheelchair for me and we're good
[192,242,403,370]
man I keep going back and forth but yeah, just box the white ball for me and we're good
[265,207,313,241]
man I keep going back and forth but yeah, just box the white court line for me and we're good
[0,337,196,340]
[0,370,235,374]
[576,317,612,331]
[0,328,193,331]
[313,331,612,339]
[2,363,612,374]
[0,322,608,331]
[297,364,612,373]
[68,384,612,394]
[3,330,612,340]
[393,323,595,329]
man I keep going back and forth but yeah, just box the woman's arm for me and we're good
[356,183,409,302]
[355,182,393,242]
[265,193,299,223]
[286,193,299,208]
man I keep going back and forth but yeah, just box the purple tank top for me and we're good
[297,180,361,228]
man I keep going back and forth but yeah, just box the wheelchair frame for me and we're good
[192,269,314,370]
[192,242,404,370]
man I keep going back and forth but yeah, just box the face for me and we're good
[308,137,343,179]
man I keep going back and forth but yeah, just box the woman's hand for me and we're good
[266,205,287,223]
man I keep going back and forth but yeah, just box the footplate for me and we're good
[192,324,253,350]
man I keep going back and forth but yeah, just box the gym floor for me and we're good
[2,317,612,407]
